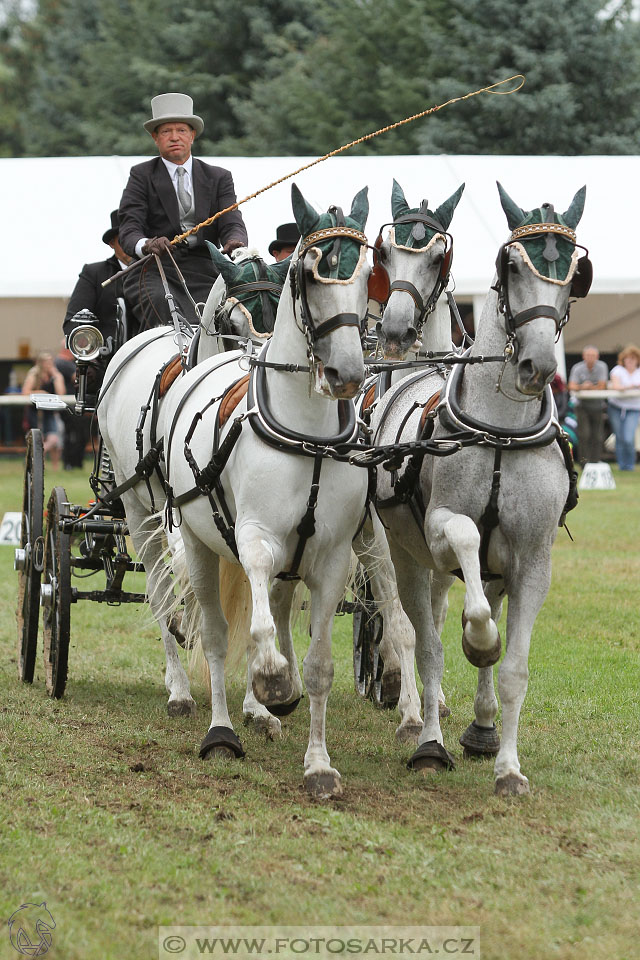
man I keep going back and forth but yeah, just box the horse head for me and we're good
[289,183,370,399]
[373,179,465,359]
[493,182,590,395]
[202,245,289,349]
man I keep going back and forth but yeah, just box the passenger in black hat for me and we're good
[63,209,132,344]
[61,210,133,468]
[269,222,301,262]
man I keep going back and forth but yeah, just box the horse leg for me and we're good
[238,532,292,705]
[302,575,345,799]
[494,563,550,796]
[431,570,455,718]
[460,580,503,759]
[124,496,195,716]
[427,508,501,668]
[241,579,302,739]
[389,546,453,770]
[353,515,421,724]
[242,664,282,741]
[179,525,244,760]
[269,578,304,707]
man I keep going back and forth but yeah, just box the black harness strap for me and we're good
[477,445,503,580]
[276,450,324,581]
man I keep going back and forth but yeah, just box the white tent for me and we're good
[1,154,639,361]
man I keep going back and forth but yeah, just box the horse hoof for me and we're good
[407,739,456,773]
[167,697,196,717]
[266,696,302,717]
[304,770,343,800]
[495,772,530,797]
[168,612,193,649]
[199,726,245,760]
[251,714,282,741]
[438,701,451,719]
[460,721,500,758]
[461,630,501,668]
[252,673,293,706]
[395,722,422,745]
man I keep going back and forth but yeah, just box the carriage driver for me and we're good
[117,92,248,335]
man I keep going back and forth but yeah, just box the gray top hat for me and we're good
[143,93,204,138]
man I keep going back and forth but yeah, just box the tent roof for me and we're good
[2,153,638,298]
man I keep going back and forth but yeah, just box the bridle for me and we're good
[289,205,369,369]
[492,221,593,348]
[369,210,454,338]
[215,256,284,344]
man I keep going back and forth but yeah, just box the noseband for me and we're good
[370,211,453,335]
[289,207,369,361]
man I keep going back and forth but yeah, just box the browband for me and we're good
[299,226,367,257]
[509,222,577,243]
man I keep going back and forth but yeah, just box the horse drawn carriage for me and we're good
[14,178,592,797]
[15,305,150,699]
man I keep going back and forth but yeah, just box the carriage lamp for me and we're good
[68,325,104,362]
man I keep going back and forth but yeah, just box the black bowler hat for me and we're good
[268,222,301,256]
[102,210,120,244]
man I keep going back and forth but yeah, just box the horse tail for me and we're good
[187,558,251,695]
[219,558,251,675]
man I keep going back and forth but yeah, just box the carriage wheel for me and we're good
[41,486,72,699]
[16,429,45,683]
[352,572,382,700]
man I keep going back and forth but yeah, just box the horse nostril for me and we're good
[324,366,340,387]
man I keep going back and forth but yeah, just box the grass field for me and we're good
[1,455,639,960]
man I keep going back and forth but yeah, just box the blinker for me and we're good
[368,234,391,304]
[570,255,592,298]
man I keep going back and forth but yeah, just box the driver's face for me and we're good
[152,122,195,164]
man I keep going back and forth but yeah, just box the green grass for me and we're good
[1,457,639,960]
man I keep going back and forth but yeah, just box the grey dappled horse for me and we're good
[159,185,372,798]
[372,183,590,795]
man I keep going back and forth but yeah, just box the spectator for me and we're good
[567,345,608,464]
[118,92,248,334]
[269,222,300,262]
[21,352,65,469]
[607,344,640,471]
[1,369,22,446]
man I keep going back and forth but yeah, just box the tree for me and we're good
[414,0,640,155]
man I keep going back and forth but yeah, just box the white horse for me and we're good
[97,248,288,718]
[159,184,371,797]
[353,179,465,736]
[371,182,590,794]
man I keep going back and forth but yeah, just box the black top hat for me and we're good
[102,210,120,245]
[268,222,301,256]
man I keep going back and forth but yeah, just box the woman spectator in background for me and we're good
[607,344,640,471]
[21,351,66,469]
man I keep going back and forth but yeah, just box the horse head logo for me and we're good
[7,902,56,956]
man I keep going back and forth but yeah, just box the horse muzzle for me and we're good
[516,356,557,395]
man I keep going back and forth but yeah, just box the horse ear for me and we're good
[205,240,244,284]
[291,183,320,238]
[391,178,410,220]
[349,186,369,230]
[563,185,587,229]
[269,257,292,281]
[497,181,526,229]
[433,183,465,231]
